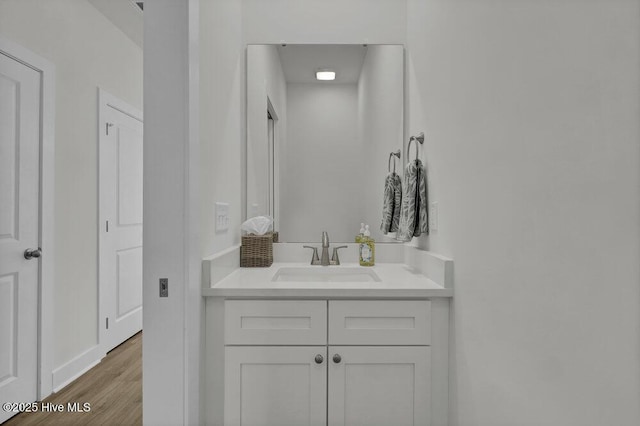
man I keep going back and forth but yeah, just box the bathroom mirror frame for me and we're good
[245,43,405,243]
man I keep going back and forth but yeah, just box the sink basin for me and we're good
[272,267,381,282]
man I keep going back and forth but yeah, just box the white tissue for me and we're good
[241,216,273,235]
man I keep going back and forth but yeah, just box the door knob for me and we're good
[314,354,324,364]
[24,248,42,260]
[333,354,342,364]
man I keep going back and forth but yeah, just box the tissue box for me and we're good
[240,233,273,267]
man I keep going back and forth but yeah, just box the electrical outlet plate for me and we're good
[216,202,230,231]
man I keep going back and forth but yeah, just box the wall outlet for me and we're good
[216,202,230,231]
[429,202,438,231]
[251,203,259,217]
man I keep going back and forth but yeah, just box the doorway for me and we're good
[0,37,55,423]
[98,89,143,354]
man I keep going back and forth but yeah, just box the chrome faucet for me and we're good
[303,232,347,266]
[321,231,330,266]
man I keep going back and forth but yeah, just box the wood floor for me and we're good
[4,332,142,426]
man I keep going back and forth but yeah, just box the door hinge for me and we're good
[106,220,109,232]
[106,122,114,135]
[106,317,109,330]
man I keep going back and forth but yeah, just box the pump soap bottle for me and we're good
[355,223,365,244]
[359,225,375,266]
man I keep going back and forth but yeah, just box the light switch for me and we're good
[429,202,438,231]
[159,278,168,297]
[216,202,229,231]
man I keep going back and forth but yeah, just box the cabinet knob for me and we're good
[333,354,342,364]
[314,354,324,364]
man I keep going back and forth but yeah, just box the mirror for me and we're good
[246,44,404,243]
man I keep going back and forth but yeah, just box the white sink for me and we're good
[272,267,381,282]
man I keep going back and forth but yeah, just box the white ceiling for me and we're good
[277,45,367,84]
[88,0,143,48]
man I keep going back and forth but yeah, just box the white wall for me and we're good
[0,0,142,370]
[246,44,287,222]
[282,83,360,242]
[144,0,201,424]
[200,0,244,257]
[407,0,640,424]
[242,0,406,45]
[358,45,404,242]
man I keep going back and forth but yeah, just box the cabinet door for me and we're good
[328,346,431,426]
[225,346,327,426]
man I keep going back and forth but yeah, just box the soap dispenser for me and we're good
[359,225,375,266]
[355,223,365,244]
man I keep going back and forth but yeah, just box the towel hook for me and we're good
[407,132,425,161]
[388,150,401,173]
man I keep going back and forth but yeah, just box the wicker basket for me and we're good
[240,232,274,267]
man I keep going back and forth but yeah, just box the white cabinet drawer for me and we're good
[328,300,430,345]
[225,300,327,345]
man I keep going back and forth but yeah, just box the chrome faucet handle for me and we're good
[331,246,348,265]
[303,245,320,264]
[322,231,329,248]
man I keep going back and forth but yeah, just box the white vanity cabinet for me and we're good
[216,298,448,426]
[224,346,327,426]
[327,300,432,426]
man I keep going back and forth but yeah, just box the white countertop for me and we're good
[203,262,453,298]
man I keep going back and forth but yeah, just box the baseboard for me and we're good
[51,345,104,393]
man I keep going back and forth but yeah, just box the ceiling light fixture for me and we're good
[316,70,336,81]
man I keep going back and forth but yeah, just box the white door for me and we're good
[225,346,327,426]
[328,346,431,426]
[0,52,41,423]
[100,100,143,352]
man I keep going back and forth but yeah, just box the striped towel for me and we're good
[396,159,428,241]
[380,172,402,234]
